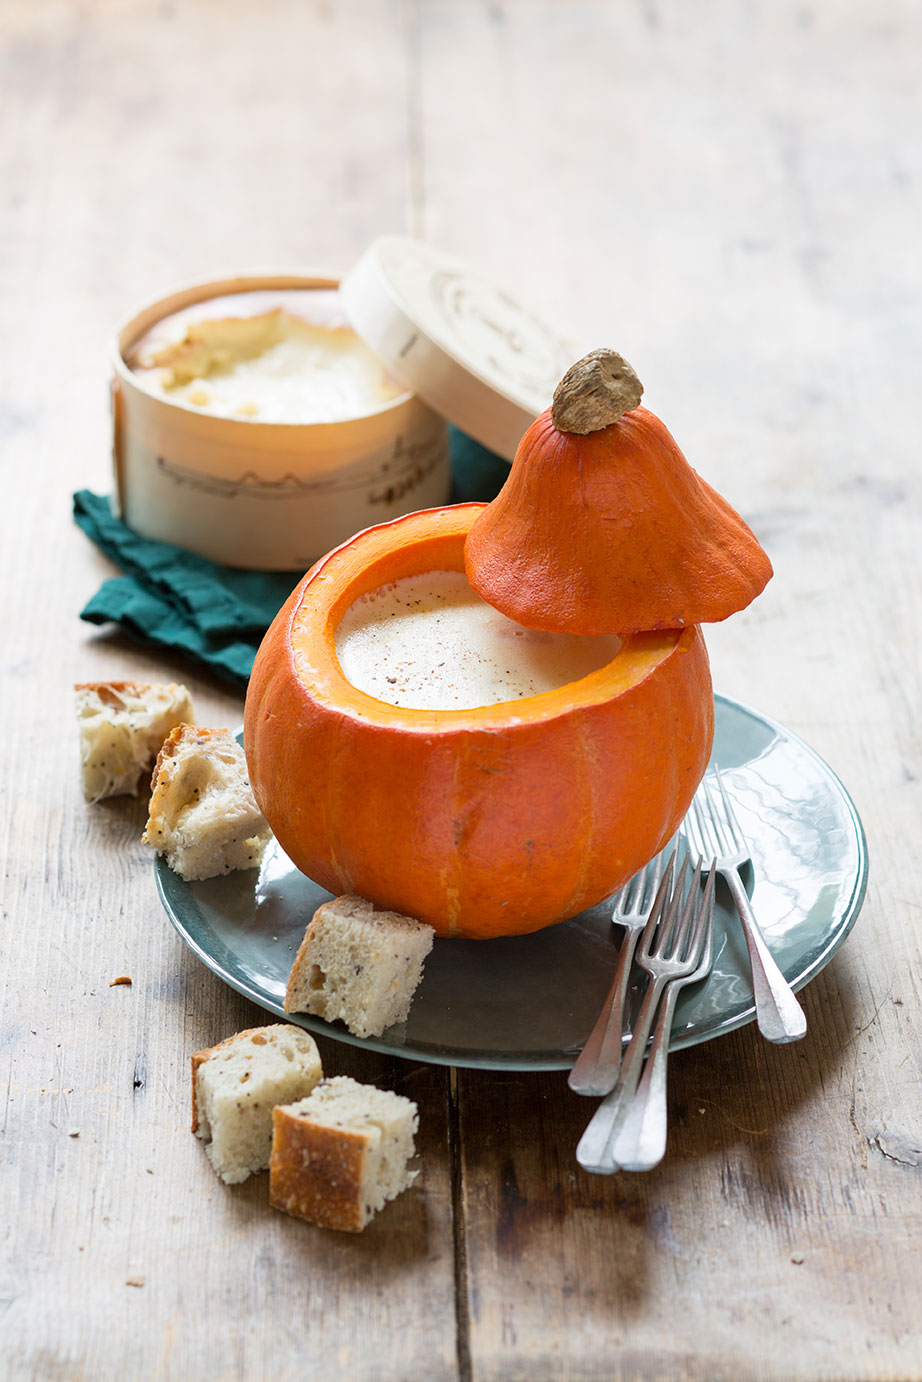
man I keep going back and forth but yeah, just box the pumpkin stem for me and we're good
[551,349,644,435]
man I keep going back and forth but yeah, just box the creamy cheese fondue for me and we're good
[335,571,622,710]
[127,288,404,424]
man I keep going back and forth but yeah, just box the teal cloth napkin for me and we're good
[75,427,510,688]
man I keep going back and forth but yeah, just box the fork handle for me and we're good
[568,927,640,1095]
[576,976,667,1173]
[608,983,681,1171]
[724,869,807,1043]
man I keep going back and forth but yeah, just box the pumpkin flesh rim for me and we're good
[288,503,688,729]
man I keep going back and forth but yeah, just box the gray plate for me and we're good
[156,693,868,1070]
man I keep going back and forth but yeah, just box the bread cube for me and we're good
[143,724,272,880]
[75,680,194,801]
[284,894,435,1039]
[191,1024,323,1184]
[270,1076,418,1231]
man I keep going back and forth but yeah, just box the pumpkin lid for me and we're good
[464,348,773,636]
[340,236,578,461]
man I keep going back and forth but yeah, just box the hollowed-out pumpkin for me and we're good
[245,505,714,939]
[244,348,769,939]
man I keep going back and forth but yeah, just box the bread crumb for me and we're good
[126,1274,146,1287]
[109,975,132,987]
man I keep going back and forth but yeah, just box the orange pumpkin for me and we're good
[464,349,773,635]
[245,504,714,939]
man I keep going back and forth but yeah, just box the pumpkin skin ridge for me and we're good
[246,667,712,937]
[245,506,714,939]
[557,712,599,922]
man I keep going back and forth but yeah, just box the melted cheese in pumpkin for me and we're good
[335,571,622,710]
[127,289,404,423]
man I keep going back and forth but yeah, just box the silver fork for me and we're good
[607,867,716,1171]
[568,853,665,1096]
[576,851,711,1174]
[684,767,807,1044]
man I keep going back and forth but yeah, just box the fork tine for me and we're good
[623,863,649,911]
[613,861,645,915]
[698,777,731,856]
[635,850,677,939]
[685,863,715,968]
[686,791,713,856]
[666,856,703,961]
[681,799,700,855]
[641,853,686,958]
[610,882,630,914]
[714,766,747,853]
[654,849,678,915]
[711,774,742,856]
[699,781,724,852]
[696,866,717,966]
[637,849,666,912]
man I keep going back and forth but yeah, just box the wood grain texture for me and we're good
[1,3,458,1379]
[424,1,922,1378]
[2,0,921,1378]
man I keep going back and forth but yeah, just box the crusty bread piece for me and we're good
[143,724,272,880]
[269,1076,418,1231]
[191,1024,323,1185]
[75,680,194,802]
[284,894,435,1039]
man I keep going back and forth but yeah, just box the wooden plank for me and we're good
[0,1,460,1377]
[416,0,922,1377]
[456,981,922,1380]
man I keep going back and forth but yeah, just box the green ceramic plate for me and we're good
[155,693,868,1070]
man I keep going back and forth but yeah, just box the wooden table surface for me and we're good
[3,2,921,1378]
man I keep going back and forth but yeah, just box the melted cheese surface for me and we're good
[335,571,622,710]
[127,289,404,423]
